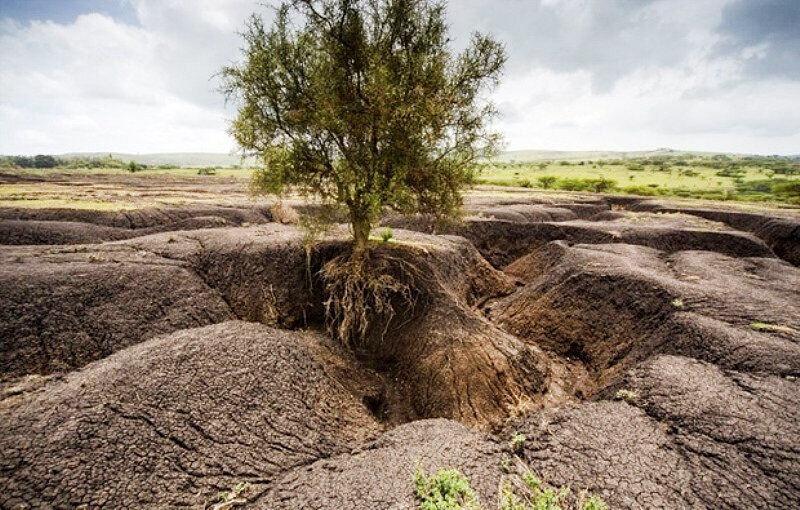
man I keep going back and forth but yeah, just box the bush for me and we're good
[555,177,617,193]
[414,468,480,510]
[622,185,660,196]
[197,167,217,175]
[536,175,557,189]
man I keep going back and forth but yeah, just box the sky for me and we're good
[0,0,798,155]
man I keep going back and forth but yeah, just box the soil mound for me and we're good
[0,205,274,245]
[0,245,233,379]
[513,354,799,509]
[0,321,382,509]
[0,219,133,245]
[491,242,799,387]
[470,204,578,222]
[259,419,505,508]
[631,201,800,266]
[0,204,270,229]
[335,236,550,426]
[2,224,549,427]
[387,213,773,267]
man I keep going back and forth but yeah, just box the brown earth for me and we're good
[1,179,799,509]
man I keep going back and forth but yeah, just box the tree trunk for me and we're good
[350,208,372,254]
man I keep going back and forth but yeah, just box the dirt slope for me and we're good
[0,321,382,509]
[1,191,798,509]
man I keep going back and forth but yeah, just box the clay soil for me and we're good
[1,171,799,509]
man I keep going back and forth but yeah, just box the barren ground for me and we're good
[1,171,799,509]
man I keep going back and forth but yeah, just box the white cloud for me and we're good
[0,0,798,155]
[0,2,253,154]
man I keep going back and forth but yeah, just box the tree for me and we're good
[33,155,58,168]
[222,0,506,252]
[536,175,557,189]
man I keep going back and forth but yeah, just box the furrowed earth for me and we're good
[1,171,799,509]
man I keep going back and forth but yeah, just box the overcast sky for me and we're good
[1,0,798,155]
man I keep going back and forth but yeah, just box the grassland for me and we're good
[2,152,798,208]
[476,154,800,205]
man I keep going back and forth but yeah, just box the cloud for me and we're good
[0,1,265,154]
[0,0,798,155]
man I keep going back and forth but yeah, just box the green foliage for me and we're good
[750,322,796,334]
[578,495,609,510]
[210,481,250,510]
[380,227,394,243]
[510,433,526,454]
[536,175,557,189]
[500,471,569,510]
[414,467,608,510]
[554,178,617,193]
[224,0,506,250]
[414,468,481,510]
[197,167,218,175]
[127,160,140,173]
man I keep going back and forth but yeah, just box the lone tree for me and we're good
[222,0,506,252]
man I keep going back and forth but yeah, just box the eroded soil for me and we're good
[1,174,799,509]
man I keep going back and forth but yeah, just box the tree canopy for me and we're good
[223,0,506,250]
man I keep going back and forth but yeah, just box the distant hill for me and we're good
[33,148,787,167]
[489,148,742,163]
[59,152,259,167]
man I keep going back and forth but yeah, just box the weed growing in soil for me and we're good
[206,481,249,510]
[414,468,481,510]
[500,471,569,510]
[614,389,639,404]
[414,467,608,510]
[750,322,797,334]
[510,433,527,454]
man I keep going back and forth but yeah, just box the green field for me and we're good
[476,155,800,205]
[2,152,799,206]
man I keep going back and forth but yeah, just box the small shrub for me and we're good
[380,228,394,243]
[518,179,533,188]
[671,298,684,309]
[750,322,796,334]
[536,175,557,189]
[209,482,250,510]
[614,389,639,403]
[579,494,609,510]
[414,468,481,510]
[197,166,217,175]
[510,433,526,454]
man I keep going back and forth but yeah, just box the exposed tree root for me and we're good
[321,247,422,355]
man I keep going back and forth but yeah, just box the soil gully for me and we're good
[2,205,799,508]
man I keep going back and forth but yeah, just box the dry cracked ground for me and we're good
[1,173,799,509]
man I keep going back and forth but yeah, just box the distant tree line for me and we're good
[1,154,60,168]
[0,154,183,172]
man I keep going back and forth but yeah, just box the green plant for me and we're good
[750,322,796,334]
[209,481,250,510]
[614,389,639,403]
[500,471,569,510]
[414,468,481,510]
[224,0,506,252]
[536,175,557,189]
[380,228,394,243]
[578,494,608,510]
[671,298,684,309]
[510,433,526,454]
[197,166,217,175]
